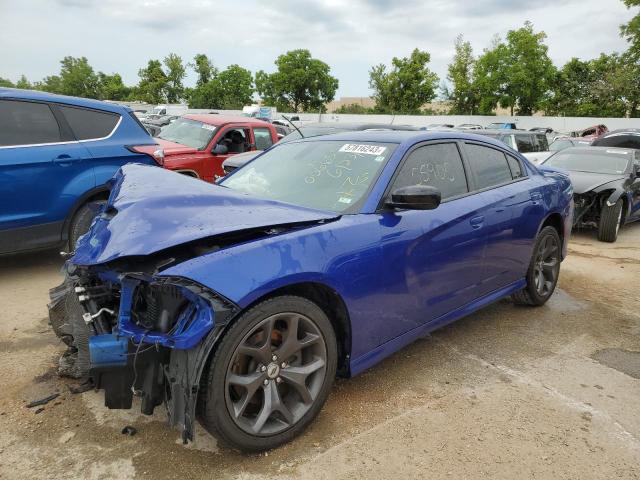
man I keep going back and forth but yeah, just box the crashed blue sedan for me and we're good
[50,131,573,452]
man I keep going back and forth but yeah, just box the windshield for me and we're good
[221,140,397,213]
[545,150,631,175]
[549,139,573,151]
[157,118,215,149]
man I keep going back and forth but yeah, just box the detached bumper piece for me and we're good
[48,270,238,441]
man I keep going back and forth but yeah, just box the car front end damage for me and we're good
[49,263,239,442]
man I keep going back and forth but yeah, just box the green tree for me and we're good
[445,35,479,114]
[188,64,254,109]
[255,49,338,112]
[190,54,217,87]
[137,59,168,104]
[621,0,640,60]
[56,56,99,98]
[15,75,31,89]
[368,48,439,114]
[163,53,186,103]
[36,75,63,94]
[474,23,555,115]
[97,72,130,100]
[333,103,372,114]
[0,77,14,87]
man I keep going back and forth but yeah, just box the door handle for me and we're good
[469,215,485,229]
[530,191,542,204]
[53,154,80,165]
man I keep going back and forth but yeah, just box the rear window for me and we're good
[514,134,535,153]
[0,99,62,146]
[465,143,514,190]
[59,105,120,140]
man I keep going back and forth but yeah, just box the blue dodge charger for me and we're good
[50,130,573,451]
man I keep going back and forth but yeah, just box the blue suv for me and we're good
[0,88,159,254]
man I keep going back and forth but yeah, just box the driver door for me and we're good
[374,142,490,343]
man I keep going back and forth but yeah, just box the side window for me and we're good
[536,134,549,151]
[501,135,516,149]
[506,155,524,179]
[218,128,250,153]
[514,134,535,153]
[58,105,119,140]
[391,143,468,201]
[253,127,274,150]
[0,99,61,146]
[465,143,513,190]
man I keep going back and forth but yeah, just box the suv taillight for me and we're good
[127,146,165,166]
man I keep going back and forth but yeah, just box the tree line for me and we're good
[1,0,638,116]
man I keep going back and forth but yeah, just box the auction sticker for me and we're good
[339,144,386,155]
[201,124,216,131]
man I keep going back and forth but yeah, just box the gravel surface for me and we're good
[0,225,639,479]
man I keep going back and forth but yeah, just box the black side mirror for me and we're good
[212,144,228,155]
[386,185,441,210]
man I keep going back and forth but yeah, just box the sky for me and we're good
[0,0,634,98]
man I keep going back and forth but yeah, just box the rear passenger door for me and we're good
[461,142,540,293]
[55,104,123,187]
[0,99,93,251]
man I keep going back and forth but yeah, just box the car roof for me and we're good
[556,146,638,157]
[297,122,419,131]
[0,87,129,114]
[291,129,512,150]
[600,128,640,136]
[184,114,273,126]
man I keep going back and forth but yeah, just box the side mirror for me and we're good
[212,144,228,155]
[386,185,441,211]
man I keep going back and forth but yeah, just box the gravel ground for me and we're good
[0,224,639,480]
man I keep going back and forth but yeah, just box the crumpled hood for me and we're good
[72,164,338,266]
[567,171,625,194]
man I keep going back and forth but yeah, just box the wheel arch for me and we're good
[61,185,111,243]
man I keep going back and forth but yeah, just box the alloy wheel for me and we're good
[224,312,327,436]
[533,233,560,297]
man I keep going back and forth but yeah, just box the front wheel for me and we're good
[198,296,337,452]
[511,226,561,306]
[68,200,106,250]
[597,199,623,243]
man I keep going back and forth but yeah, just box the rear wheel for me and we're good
[511,226,561,306]
[199,296,337,452]
[597,199,623,243]
[68,200,106,251]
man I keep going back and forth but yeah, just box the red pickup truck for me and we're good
[134,115,279,182]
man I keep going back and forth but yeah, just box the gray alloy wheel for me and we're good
[511,226,561,306]
[224,312,327,436]
[532,233,560,297]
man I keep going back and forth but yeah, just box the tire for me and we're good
[198,295,337,452]
[68,200,106,250]
[511,226,561,306]
[597,199,623,243]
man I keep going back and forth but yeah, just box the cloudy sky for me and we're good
[0,0,633,98]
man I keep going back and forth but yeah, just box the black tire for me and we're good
[512,226,561,306]
[597,199,623,243]
[68,200,105,250]
[198,295,337,452]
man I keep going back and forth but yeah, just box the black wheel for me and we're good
[68,200,105,250]
[512,226,561,306]
[199,296,337,452]
[597,199,623,242]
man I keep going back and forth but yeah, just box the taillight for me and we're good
[127,145,164,166]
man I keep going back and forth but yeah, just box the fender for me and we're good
[604,188,627,210]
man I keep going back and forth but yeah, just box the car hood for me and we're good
[155,138,199,156]
[568,171,626,194]
[71,164,338,266]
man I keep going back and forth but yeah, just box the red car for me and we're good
[134,115,279,182]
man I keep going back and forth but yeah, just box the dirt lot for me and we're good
[1,224,639,480]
